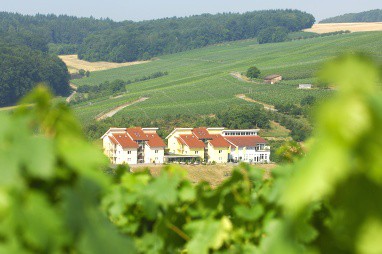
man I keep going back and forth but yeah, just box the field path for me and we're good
[96,97,149,121]
[236,94,276,111]
[66,83,78,103]
[230,72,261,84]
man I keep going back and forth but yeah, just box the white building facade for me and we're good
[101,127,166,165]
[222,130,271,163]
[166,128,271,164]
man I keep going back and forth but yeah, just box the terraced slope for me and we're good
[71,32,382,122]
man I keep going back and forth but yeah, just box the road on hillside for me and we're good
[96,97,149,121]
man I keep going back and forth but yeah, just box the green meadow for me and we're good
[71,32,382,122]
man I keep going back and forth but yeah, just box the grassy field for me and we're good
[70,32,382,123]
[305,22,382,34]
[131,163,276,188]
[59,55,149,74]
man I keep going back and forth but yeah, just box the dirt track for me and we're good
[66,83,78,103]
[96,97,149,121]
[236,94,276,111]
[230,72,261,84]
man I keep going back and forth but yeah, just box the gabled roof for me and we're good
[126,127,149,141]
[111,134,139,148]
[165,128,193,139]
[178,134,206,149]
[108,135,119,145]
[225,136,267,147]
[192,127,213,140]
[209,135,231,148]
[176,137,187,146]
[100,127,127,139]
[146,133,166,148]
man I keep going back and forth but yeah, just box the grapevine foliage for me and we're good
[0,87,136,253]
[103,164,276,254]
[1,54,382,253]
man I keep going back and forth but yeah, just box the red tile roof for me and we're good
[209,135,231,148]
[192,127,213,140]
[225,136,267,147]
[112,134,139,148]
[126,127,148,141]
[146,133,166,148]
[178,134,206,149]
[176,137,186,146]
[108,135,119,145]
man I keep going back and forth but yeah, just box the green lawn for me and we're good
[71,32,382,123]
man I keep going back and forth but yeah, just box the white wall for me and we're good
[229,147,270,163]
[144,144,164,164]
[208,143,229,163]
[115,146,138,165]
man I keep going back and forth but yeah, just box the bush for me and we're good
[246,66,261,78]
[257,26,288,44]
[301,95,316,106]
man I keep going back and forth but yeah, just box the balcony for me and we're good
[256,146,270,152]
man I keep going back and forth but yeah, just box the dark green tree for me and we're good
[246,66,261,79]
[257,27,288,44]
[301,95,316,106]
[0,43,70,106]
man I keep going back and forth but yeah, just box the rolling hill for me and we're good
[320,9,382,23]
[68,31,382,124]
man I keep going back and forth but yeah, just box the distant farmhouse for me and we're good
[101,127,166,164]
[166,127,270,164]
[298,84,312,89]
[264,74,282,84]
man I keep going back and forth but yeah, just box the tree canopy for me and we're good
[320,9,382,23]
[0,42,71,106]
[246,66,261,78]
[0,10,314,62]
[257,26,288,44]
[78,10,315,62]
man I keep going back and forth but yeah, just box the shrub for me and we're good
[246,66,261,78]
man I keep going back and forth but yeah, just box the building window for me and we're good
[127,151,132,154]
[127,158,131,162]
[219,150,222,153]
[219,157,222,161]
[155,150,158,153]
[195,151,199,154]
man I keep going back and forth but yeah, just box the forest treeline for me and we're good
[0,41,71,106]
[320,9,382,23]
[0,14,73,106]
[0,10,315,62]
[78,10,315,62]
[0,10,314,106]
